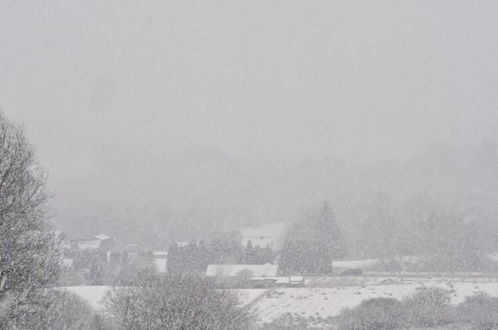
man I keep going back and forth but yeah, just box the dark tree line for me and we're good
[352,193,493,272]
[167,234,274,274]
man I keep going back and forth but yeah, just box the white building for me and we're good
[205,263,278,277]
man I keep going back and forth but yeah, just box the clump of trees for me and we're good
[72,250,111,285]
[0,112,61,326]
[243,240,273,264]
[416,211,489,272]
[338,288,498,330]
[279,203,345,275]
[349,192,494,273]
[338,297,405,330]
[458,293,498,330]
[103,272,253,329]
[167,241,214,274]
[167,231,274,274]
[15,290,99,330]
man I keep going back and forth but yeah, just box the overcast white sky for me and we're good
[1,0,498,181]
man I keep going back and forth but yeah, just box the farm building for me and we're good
[72,234,116,251]
[206,263,278,277]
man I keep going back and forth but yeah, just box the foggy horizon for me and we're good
[4,1,498,168]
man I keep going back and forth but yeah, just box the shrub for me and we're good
[457,293,498,330]
[103,273,253,329]
[402,287,454,327]
[260,313,312,329]
[338,298,404,330]
[4,289,96,330]
[338,289,498,330]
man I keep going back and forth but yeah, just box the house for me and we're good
[205,264,305,288]
[152,251,168,274]
[332,259,380,275]
[251,276,305,288]
[73,234,115,251]
[108,248,168,276]
[205,263,278,277]
[62,258,74,268]
[175,241,202,248]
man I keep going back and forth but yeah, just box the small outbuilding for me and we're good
[205,263,278,278]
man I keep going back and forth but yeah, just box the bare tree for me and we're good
[103,272,253,329]
[0,111,60,326]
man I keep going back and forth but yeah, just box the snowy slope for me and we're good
[62,286,110,310]
[248,278,498,324]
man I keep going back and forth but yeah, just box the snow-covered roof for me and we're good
[73,234,111,249]
[332,259,380,269]
[76,239,101,250]
[206,264,278,277]
[94,234,111,240]
[62,258,73,268]
[176,241,192,247]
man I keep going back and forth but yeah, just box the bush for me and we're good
[457,293,498,330]
[103,273,253,329]
[260,313,312,329]
[3,289,96,330]
[338,288,498,330]
[338,298,405,330]
[338,288,455,330]
[45,290,99,330]
[402,287,454,327]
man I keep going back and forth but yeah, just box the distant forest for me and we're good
[55,140,498,260]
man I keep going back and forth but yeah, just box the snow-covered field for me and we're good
[63,286,110,310]
[63,275,498,325]
[250,276,498,324]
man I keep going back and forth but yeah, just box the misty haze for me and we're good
[2,1,498,329]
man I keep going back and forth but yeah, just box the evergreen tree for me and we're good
[279,202,345,275]
[312,202,346,260]
[244,240,255,264]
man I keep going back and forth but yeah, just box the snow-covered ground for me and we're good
[250,276,498,324]
[62,286,110,310]
[237,289,268,306]
[62,276,498,325]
